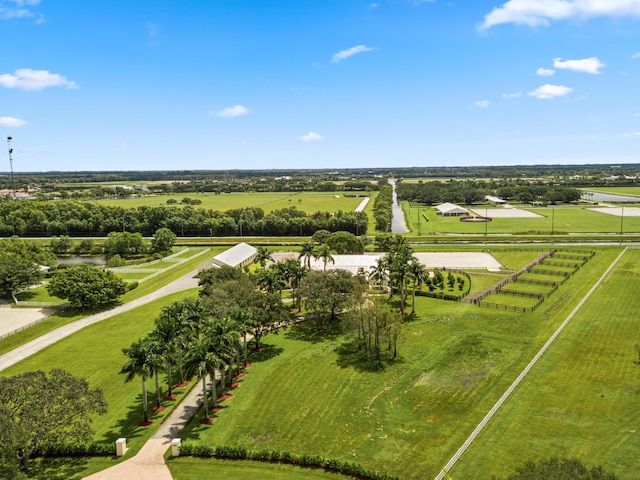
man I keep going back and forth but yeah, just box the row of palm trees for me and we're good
[120,298,244,423]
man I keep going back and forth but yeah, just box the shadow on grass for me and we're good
[248,343,284,363]
[27,456,89,480]
[334,340,403,373]
[284,314,343,343]
[101,393,150,445]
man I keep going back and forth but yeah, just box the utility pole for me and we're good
[7,136,16,197]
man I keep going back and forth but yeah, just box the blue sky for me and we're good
[1,0,640,172]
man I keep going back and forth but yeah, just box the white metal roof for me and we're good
[434,202,470,214]
[307,253,383,275]
[213,242,258,268]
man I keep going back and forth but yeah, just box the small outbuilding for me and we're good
[212,242,258,269]
[484,195,506,205]
[434,202,470,217]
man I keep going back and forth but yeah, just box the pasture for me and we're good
[94,191,372,214]
[404,203,640,234]
[452,248,640,480]
[174,248,622,479]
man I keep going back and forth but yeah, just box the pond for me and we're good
[56,255,108,266]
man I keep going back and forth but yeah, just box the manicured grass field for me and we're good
[452,248,640,480]
[1,289,201,477]
[403,202,640,234]
[0,247,221,357]
[173,248,621,479]
[14,284,66,305]
[94,191,370,214]
[502,281,555,295]
[167,457,351,480]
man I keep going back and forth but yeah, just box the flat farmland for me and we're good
[175,248,622,479]
[453,248,640,479]
[94,191,373,214]
[404,203,640,234]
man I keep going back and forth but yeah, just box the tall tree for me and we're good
[408,259,428,315]
[119,339,154,423]
[254,246,274,269]
[313,243,335,271]
[0,253,42,297]
[299,269,356,330]
[298,241,316,269]
[47,264,126,309]
[150,227,177,255]
[183,339,222,421]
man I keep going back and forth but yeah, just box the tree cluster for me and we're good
[0,201,367,238]
[0,237,55,296]
[0,369,107,476]
[47,264,127,309]
[373,179,393,232]
[397,180,581,206]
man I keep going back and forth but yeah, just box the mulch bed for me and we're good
[217,393,233,402]
[152,405,166,413]
[137,419,154,427]
[162,393,178,401]
[199,417,214,424]
[174,381,190,388]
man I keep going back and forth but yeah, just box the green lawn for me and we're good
[502,282,555,295]
[94,191,368,214]
[167,457,352,480]
[0,247,220,357]
[452,248,640,480]
[15,285,66,305]
[403,203,640,234]
[1,289,201,478]
[173,248,622,479]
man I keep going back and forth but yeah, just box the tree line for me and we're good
[396,181,581,205]
[0,200,368,237]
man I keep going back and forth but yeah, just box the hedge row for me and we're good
[32,442,114,458]
[180,444,402,480]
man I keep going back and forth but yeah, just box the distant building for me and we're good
[485,195,506,205]
[212,242,258,269]
[434,202,470,217]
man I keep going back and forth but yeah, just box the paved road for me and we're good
[0,260,207,373]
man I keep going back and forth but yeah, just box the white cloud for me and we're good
[0,116,26,127]
[634,113,640,117]
[0,68,77,90]
[528,84,572,99]
[502,91,522,98]
[215,105,249,118]
[370,2,378,8]
[623,132,640,137]
[0,0,42,21]
[480,0,640,30]
[298,131,324,142]
[331,45,375,63]
[474,100,490,108]
[632,52,640,59]
[145,22,160,38]
[537,67,555,76]
[553,57,605,74]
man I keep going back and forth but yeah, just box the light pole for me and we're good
[620,205,624,243]
[551,207,555,236]
[417,208,421,236]
[7,136,16,197]
[484,207,488,236]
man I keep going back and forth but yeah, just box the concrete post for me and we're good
[171,438,181,457]
[115,438,127,457]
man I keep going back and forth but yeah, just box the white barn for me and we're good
[434,202,470,217]
[212,242,258,269]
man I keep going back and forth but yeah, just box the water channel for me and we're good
[56,255,108,266]
[388,179,409,234]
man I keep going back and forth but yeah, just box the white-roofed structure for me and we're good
[434,202,470,217]
[308,253,383,276]
[212,242,258,269]
[485,195,506,205]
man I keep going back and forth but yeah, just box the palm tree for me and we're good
[120,339,154,423]
[298,241,316,269]
[206,317,241,388]
[255,246,273,269]
[152,315,178,397]
[183,340,221,422]
[258,266,286,295]
[369,257,389,293]
[408,259,428,315]
[145,336,166,410]
[314,243,334,271]
[284,260,307,310]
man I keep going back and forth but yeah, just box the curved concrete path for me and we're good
[0,259,209,372]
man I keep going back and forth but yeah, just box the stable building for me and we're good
[212,242,258,269]
[485,195,506,206]
[434,202,470,217]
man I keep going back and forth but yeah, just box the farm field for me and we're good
[403,203,640,234]
[453,248,640,480]
[94,191,372,214]
[173,248,621,479]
